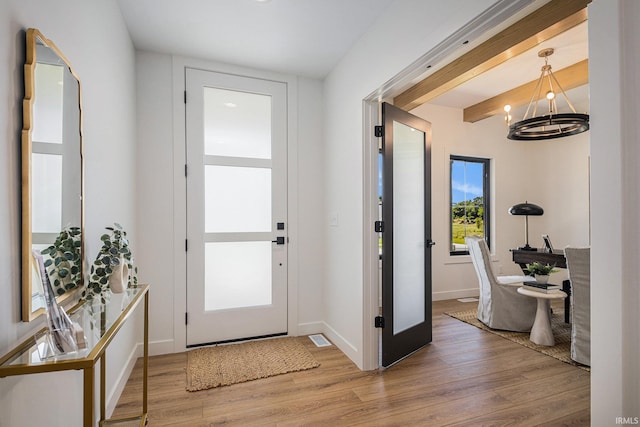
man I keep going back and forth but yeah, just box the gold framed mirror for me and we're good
[22,28,84,322]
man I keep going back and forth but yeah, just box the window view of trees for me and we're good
[451,196,484,245]
[450,156,490,254]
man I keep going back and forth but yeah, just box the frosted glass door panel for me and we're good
[205,242,272,311]
[392,122,425,334]
[205,165,271,233]
[32,153,62,233]
[204,87,271,159]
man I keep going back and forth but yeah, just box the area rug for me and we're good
[186,337,320,391]
[445,308,589,371]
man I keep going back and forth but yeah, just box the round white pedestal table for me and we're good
[517,287,568,346]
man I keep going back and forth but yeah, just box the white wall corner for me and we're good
[321,321,361,369]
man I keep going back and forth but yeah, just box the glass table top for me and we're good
[0,285,148,371]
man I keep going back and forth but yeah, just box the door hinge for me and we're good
[374,125,384,137]
[375,221,384,233]
[185,164,188,177]
[375,316,385,328]
[185,312,188,325]
[185,239,188,251]
[184,90,187,104]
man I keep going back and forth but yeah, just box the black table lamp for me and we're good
[509,201,544,251]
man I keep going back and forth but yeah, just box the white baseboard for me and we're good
[433,288,479,301]
[149,338,175,356]
[319,321,360,367]
[297,321,323,336]
[106,342,142,418]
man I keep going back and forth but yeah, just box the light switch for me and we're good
[329,212,338,226]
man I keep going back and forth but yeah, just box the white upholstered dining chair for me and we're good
[465,236,537,332]
[564,246,590,366]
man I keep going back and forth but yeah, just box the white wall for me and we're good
[134,52,325,354]
[0,0,139,425]
[411,101,589,300]
[589,0,640,423]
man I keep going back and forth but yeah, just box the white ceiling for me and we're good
[116,0,395,79]
[116,0,589,110]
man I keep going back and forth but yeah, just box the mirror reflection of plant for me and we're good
[82,223,138,303]
[41,226,82,296]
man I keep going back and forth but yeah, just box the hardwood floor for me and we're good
[112,299,590,426]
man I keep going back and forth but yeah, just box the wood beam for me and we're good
[393,0,591,111]
[463,59,589,123]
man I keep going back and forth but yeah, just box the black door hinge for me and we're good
[375,221,384,233]
[185,164,188,177]
[375,316,385,328]
[185,312,188,325]
[374,125,384,137]
[185,239,188,251]
[184,90,187,104]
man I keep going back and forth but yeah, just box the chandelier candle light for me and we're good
[507,48,589,141]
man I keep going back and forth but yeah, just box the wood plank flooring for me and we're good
[112,299,590,426]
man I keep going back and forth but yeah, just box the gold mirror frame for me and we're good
[22,28,85,321]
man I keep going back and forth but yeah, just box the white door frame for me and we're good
[361,0,539,370]
[171,56,299,353]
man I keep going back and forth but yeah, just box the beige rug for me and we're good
[186,337,320,391]
[446,308,590,371]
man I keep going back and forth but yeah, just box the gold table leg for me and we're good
[84,366,94,427]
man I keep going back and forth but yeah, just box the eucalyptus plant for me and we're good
[82,223,138,303]
[524,261,559,276]
[41,226,82,296]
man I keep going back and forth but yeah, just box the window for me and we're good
[450,155,490,255]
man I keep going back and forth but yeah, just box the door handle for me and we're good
[272,237,285,245]
[426,239,436,248]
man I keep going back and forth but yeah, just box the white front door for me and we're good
[185,68,288,346]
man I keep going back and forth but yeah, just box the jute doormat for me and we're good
[186,337,320,391]
[445,308,590,371]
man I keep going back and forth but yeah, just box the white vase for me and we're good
[109,259,128,294]
[535,274,549,284]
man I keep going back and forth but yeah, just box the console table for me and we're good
[0,284,149,426]
[511,249,571,323]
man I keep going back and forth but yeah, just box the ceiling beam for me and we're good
[393,0,590,111]
[463,59,589,123]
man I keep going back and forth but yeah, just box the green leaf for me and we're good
[96,267,106,277]
[58,269,69,278]
[44,259,53,268]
